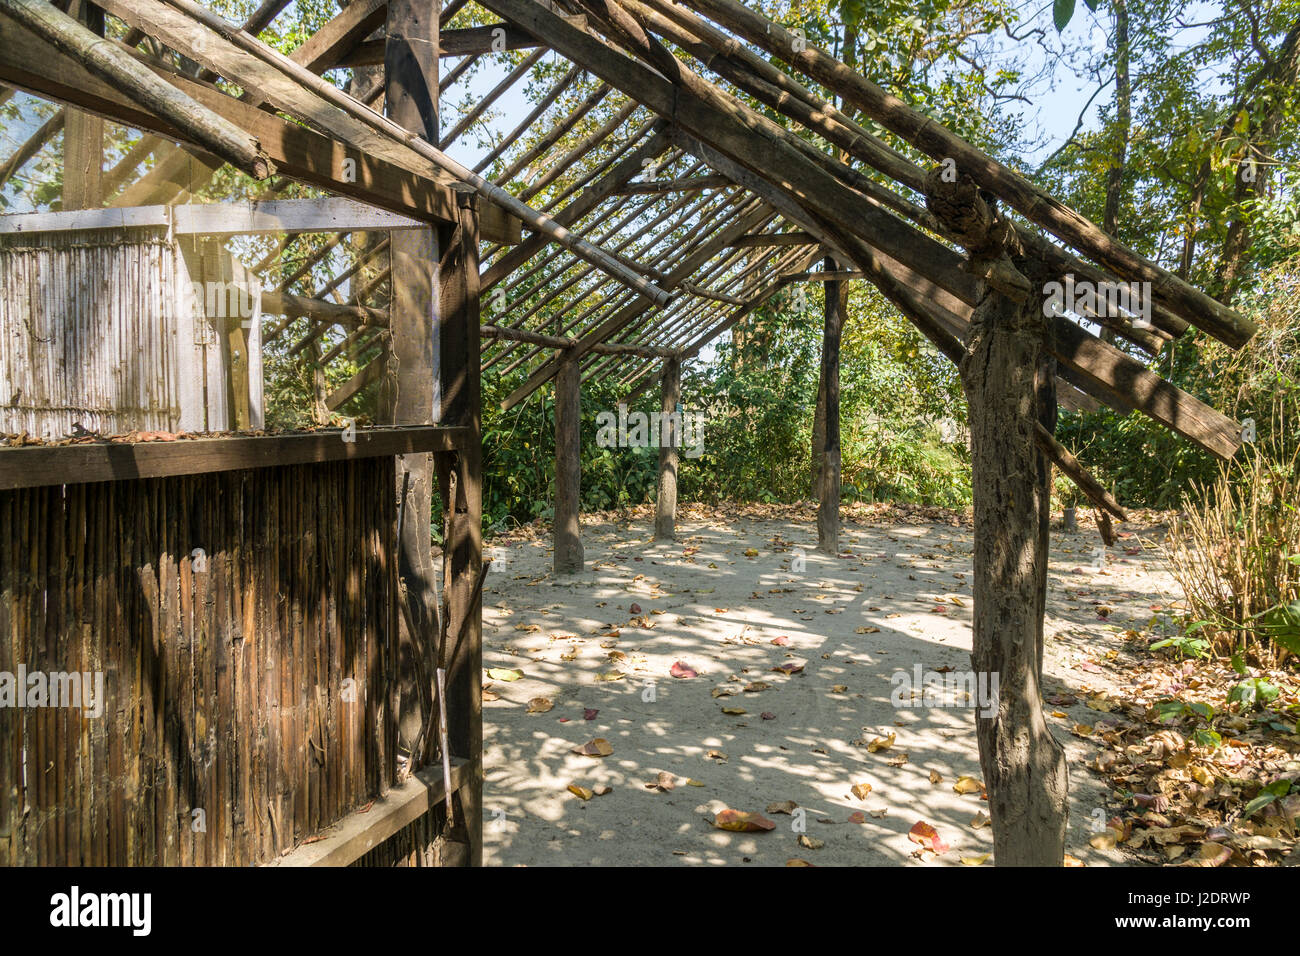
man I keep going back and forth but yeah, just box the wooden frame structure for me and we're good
[0,0,1257,866]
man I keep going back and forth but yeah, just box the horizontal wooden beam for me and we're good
[730,231,816,248]
[615,173,731,195]
[269,759,471,867]
[0,16,522,243]
[0,426,472,490]
[0,198,424,235]
[261,289,388,328]
[338,20,585,66]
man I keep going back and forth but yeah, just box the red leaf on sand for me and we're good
[771,662,804,675]
[670,661,698,679]
[630,603,642,614]
[771,636,790,646]
[908,820,949,854]
[584,708,599,720]
[713,809,777,832]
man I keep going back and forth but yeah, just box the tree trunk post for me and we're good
[964,287,1068,866]
[654,355,681,540]
[817,258,843,554]
[554,353,584,574]
[925,165,1068,865]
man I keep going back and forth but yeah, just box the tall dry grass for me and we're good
[1164,442,1300,665]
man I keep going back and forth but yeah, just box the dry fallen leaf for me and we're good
[907,820,949,854]
[486,667,524,682]
[831,684,848,694]
[713,809,776,832]
[851,783,873,800]
[646,771,676,792]
[959,853,991,866]
[721,706,747,715]
[766,800,799,815]
[595,671,625,682]
[847,811,868,824]
[670,661,699,679]
[970,811,991,829]
[526,697,553,713]
[866,733,896,753]
[929,769,943,785]
[797,835,824,850]
[567,784,594,800]
[953,776,985,795]
[571,737,614,757]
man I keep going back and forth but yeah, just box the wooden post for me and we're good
[437,190,483,865]
[925,167,1067,865]
[382,0,440,769]
[654,355,681,540]
[553,354,584,574]
[963,287,1068,866]
[817,259,843,554]
[1035,355,1058,677]
[61,1,103,210]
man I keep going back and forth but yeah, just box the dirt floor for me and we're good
[478,502,1178,866]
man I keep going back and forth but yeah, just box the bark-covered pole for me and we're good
[817,256,843,554]
[927,167,1067,865]
[554,352,584,573]
[654,355,681,540]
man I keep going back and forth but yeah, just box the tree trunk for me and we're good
[817,260,842,554]
[810,363,825,498]
[654,355,681,540]
[553,354,584,574]
[963,287,1068,866]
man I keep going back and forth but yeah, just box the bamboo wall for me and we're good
[0,228,262,438]
[0,457,399,866]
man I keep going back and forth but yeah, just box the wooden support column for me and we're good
[382,0,440,775]
[553,354,584,574]
[61,0,104,210]
[436,191,483,865]
[963,285,1068,866]
[1034,355,1058,677]
[817,258,843,554]
[654,355,681,540]
[927,167,1067,865]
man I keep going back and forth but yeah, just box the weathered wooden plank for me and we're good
[270,759,468,866]
[0,427,473,490]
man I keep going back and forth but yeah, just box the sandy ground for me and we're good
[478,503,1178,866]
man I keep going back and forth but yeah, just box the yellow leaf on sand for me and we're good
[867,733,896,753]
[595,671,625,682]
[831,684,848,694]
[571,737,614,757]
[686,779,704,787]
[526,697,553,713]
[959,853,990,866]
[929,770,943,785]
[851,783,872,800]
[970,812,991,829]
[786,858,815,867]
[953,776,985,795]
[486,667,524,682]
[797,835,824,850]
[721,707,747,715]
[567,785,594,800]
[855,626,880,634]
[1190,765,1215,786]
[743,549,759,557]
